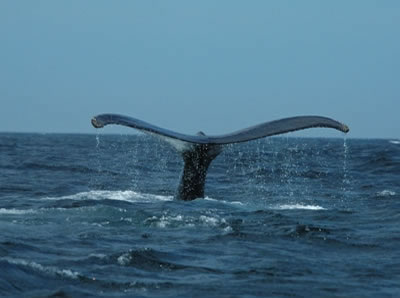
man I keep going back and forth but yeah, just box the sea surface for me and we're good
[0,133,399,297]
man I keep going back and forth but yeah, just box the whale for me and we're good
[91,114,349,201]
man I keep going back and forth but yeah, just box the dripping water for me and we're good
[89,133,102,189]
[96,134,100,148]
[341,135,350,204]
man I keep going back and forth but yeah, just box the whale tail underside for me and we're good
[91,113,349,200]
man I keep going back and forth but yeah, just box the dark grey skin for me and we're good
[91,114,349,201]
[176,133,223,201]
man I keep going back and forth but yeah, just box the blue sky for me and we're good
[1,1,399,138]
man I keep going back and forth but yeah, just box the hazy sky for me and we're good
[1,1,399,138]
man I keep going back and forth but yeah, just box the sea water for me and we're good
[0,133,399,297]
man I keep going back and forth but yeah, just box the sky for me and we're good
[0,1,399,138]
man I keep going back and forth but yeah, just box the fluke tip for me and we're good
[91,117,104,128]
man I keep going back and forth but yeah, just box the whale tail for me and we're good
[91,114,349,200]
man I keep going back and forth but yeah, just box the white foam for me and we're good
[273,204,326,210]
[0,208,36,215]
[203,196,244,206]
[199,215,220,226]
[376,190,396,197]
[1,257,80,279]
[145,213,230,230]
[223,226,233,233]
[117,252,132,266]
[42,190,173,203]
[88,253,107,259]
[152,214,185,228]
[389,140,400,144]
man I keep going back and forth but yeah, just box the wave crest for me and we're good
[1,257,81,280]
[272,204,326,210]
[42,190,173,203]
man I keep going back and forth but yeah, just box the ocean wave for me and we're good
[376,190,396,197]
[111,248,220,274]
[203,196,244,206]
[272,204,326,210]
[0,208,36,215]
[22,162,98,175]
[360,153,399,170]
[110,248,187,271]
[42,190,174,204]
[144,212,232,232]
[1,257,80,280]
[0,186,33,193]
[389,140,400,145]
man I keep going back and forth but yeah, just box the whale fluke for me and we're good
[91,114,349,200]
